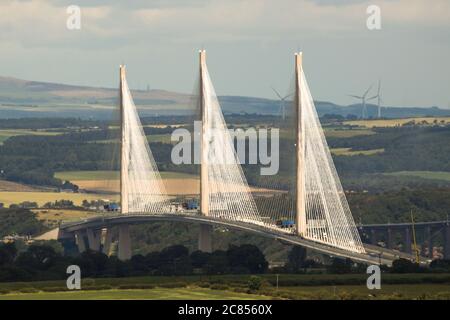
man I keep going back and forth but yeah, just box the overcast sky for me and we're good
[0,0,449,108]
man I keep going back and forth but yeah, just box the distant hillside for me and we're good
[1,76,449,119]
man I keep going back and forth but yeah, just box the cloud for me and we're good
[47,0,207,9]
[1,0,449,50]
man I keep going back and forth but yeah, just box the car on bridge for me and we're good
[276,220,295,229]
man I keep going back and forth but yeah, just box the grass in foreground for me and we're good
[1,274,449,300]
[279,284,450,300]
[0,288,269,300]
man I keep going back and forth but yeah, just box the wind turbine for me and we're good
[349,84,375,119]
[271,87,292,120]
[368,80,383,118]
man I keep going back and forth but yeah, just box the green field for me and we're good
[324,128,375,138]
[384,171,450,182]
[0,129,62,145]
[55,170,197,181]
[331,148,385,156]
[0,288,269,300]
[1,274,449,300]
[146,134,172,143]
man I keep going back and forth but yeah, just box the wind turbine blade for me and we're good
[271,87,284,100]
[349,95,363,99]
[363,84,373,98]
[368,95,378,100]
[283,93,294,100]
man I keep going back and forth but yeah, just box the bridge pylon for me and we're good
[198,49,212,253]
[294,52,307,236]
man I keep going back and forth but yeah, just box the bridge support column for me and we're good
[75,231,86,253]
[102,228,113,256]
[294,52,306,236]
[198,224,212,253]
[427,226,433,259]
[86,228,101,252]
[387,227,394,249]
[444,224,450,260]
[370,229,377,245]
[404,227,412,254]
[118,224,131,261]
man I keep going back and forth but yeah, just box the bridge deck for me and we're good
[60,213,428,266]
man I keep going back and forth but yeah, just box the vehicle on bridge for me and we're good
[276,219,295,229]
[104,203,120,212]
[182,200,199,210]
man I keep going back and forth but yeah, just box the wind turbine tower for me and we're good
[349,85,375,119]
[370,80,383,118]
[271,87,292,120]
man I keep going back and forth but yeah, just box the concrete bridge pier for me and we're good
[75,231,86,253]
[86,228,102,252]
[370,229,377,245]
[427,226,434,259]
[404,227,412,254]
[102,228,113,256]
[444,224,450,260]
[198,224,212,253]
[118,224,132,261]
[387,227,395,250]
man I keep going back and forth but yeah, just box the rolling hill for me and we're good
[1,76,449,119]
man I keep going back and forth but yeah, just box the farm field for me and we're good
[0,129,62,144]
[54,170,277,195]
[91,134,173,144]
[383,171,450,182]
[0,180,41,192]
[55,170,199,194]
[344,117,450,128]
[55,170,197,181]
[33,209,98,222]
[0,191,118,207]
[331,148,384,156]
[323,128,375,138]
[146,134,172,143]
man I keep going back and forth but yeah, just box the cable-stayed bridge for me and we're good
[59,51,421,266]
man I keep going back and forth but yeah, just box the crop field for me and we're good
[0,180,41,192]
[323,128,375,138]
[0,191,118,207]
[55,170,196,181]
[344,117,450,128]
[383,171,450,182]
[0,129,63,144]
[54,170,200,194]
[146,134,172,144]
[331,148,385,156]
[33,209,99,222]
